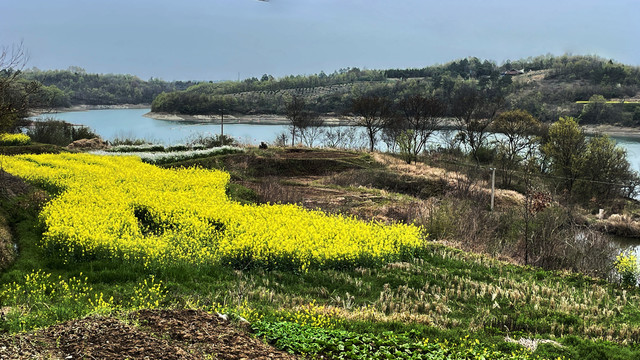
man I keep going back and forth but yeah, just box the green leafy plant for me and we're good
[614,251,639,287]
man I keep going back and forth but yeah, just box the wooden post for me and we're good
[490,168,495,211]
[220,107,224,144]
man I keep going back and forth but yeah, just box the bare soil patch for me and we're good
[0,309,298,360]
[279,148,360,159]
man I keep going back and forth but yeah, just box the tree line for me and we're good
[282,81,638,208]
[22,68,197,106]
[151,55,640,127]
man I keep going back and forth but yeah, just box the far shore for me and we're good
[144,112,357,126]
[30,106,640,140]
[582,124,640,139]
[30,104,151,116]
[148,112,640,139]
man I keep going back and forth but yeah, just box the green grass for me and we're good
[0,143,64,155]
[3,148,640,358]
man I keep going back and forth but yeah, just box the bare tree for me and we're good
[0,42,41,132]
[380,116,403,153]
[450,82,503,164]
[298,113,324,147]
[493,109,542,186]
[397,94,446,163]
[323,127,358,149]
[285,95,307,146]
[351,95,392,152]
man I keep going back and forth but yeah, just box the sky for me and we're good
[2,0,639,81]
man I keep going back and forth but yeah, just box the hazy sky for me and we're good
[2,0,639,81]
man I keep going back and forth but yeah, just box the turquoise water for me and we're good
[35,108,290,145]
[36,109,640,172]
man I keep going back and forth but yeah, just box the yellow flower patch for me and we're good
[1,153,423,270]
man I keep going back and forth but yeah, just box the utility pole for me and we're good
[490,168,496,211]
[219,107,224,144]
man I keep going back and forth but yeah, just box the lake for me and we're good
[35,108,640,173]
[35,108,290,146]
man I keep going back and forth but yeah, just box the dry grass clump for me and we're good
[597,213,640,238]
[252,177,305,205]
[372,152,524,207]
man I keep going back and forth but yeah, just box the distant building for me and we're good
[502,69,525,76]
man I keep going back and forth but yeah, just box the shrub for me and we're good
[188,134,237,148]
[109,144,165,153]
[26,119,98,146]
[614,251,639,287]
[0,133,31,146]
[110,137,151,146]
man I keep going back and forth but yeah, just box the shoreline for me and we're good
[144,112,356,126]
[582,124,640,139]
[30,106,640,139]
[30,104,151,116]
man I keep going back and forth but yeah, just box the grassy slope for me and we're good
[2,147,640,359]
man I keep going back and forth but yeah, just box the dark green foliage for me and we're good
[533,342,577,359]
[148,54,640,131]
[23,68,195,105]
[557,336,640,360]
[225,183,258,204]
[26,119,98,146]
[252,321,436,359]
[0,143,62,155]
[541,117,639,203]
[188,134,238,148]
[0,73,45,132]
[473,145,497,164]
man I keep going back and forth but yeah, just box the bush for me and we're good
[0,133,31,146]
[533,342,577,359]
[27,119,98,146]
[110,144,165,153]
[188,134,237,148]
[166,144,188,152]
[473,145,496,164]
[110,136,152,146]
[614,251,639,287]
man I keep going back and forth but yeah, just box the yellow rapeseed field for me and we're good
[1,153,423,270]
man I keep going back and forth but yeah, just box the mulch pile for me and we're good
[66,138,110,150]
[0,309,298,360]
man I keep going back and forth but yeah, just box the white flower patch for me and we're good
[91,146,244,164]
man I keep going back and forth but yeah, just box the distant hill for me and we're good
[22,55,640,126]
[149,55,640,126]
[22,68,199,106]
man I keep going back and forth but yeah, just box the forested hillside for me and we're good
[4,55,640,128]
[151,55,640,125]
[21,67,198,106]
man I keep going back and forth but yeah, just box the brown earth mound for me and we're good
[0,309,298,360]
[67,137,110,150]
